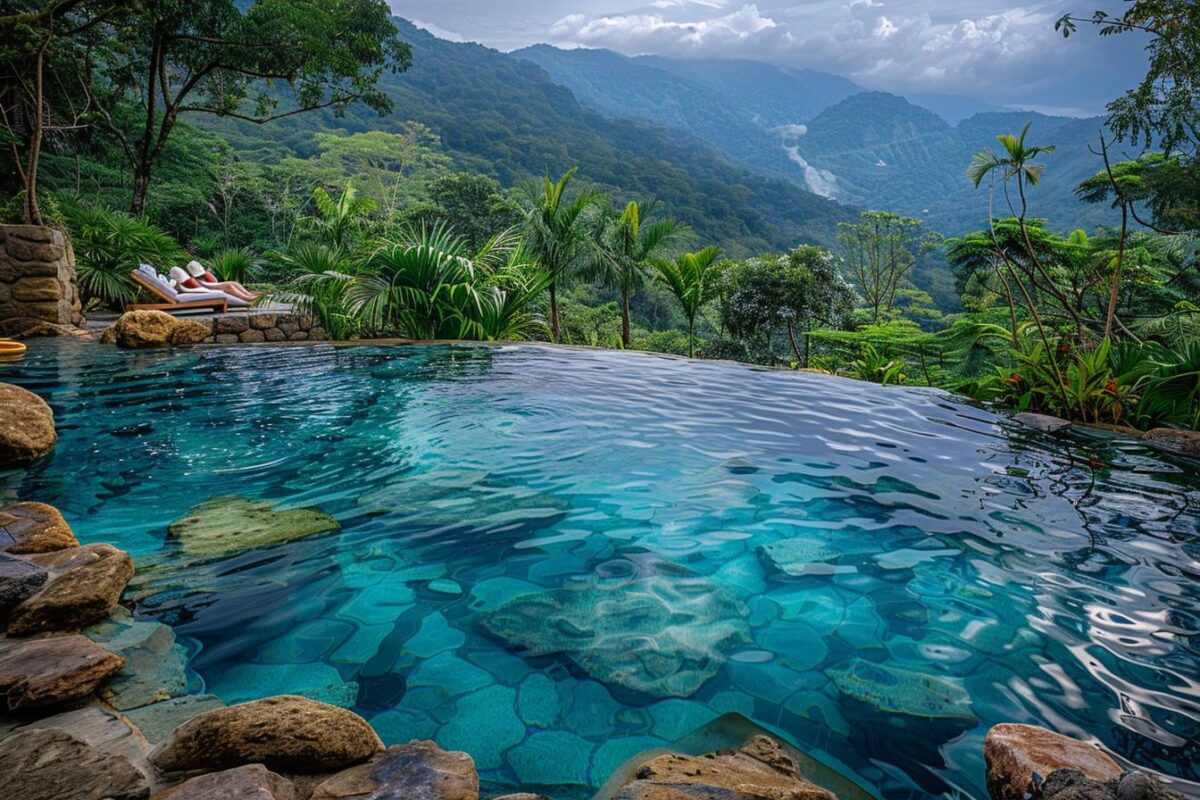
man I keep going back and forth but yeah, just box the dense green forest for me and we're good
[3,1,1198,432]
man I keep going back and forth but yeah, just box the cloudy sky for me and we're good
[390,1,1147,116]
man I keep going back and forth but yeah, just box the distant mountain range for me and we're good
[515,45,1118,234]
[203,18,1119,269]
[202,19,859,256]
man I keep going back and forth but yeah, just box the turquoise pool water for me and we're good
[2,340,1198,798]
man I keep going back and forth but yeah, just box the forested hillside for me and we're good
[790,93,1118,233]
[514,45,1119,235]
[199,19,854,255]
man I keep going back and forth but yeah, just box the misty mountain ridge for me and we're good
[515,44,1117,234]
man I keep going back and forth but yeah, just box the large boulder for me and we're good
[167,496,341,557]
[0,634,124,709]
[7,543,135,634]
[0,383,56,467]
[19,704,153,771]
[0,727,149,800]
[1034,769,1186,800]
[149,695,383,774]
[984,724,1122,800]
[0,553,48,622]
[310,741,479,800]
[100,310,211,349]
[478,555,749,697]
[614,735,837,800]
[153,764,295,800]
[0,501,77,553]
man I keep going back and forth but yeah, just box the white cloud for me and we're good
[411,18,468,42]
[544,2,1100,102]
[392,0,1152,113]
[550,4,792,56]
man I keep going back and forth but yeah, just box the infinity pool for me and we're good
[2,341,1198,798]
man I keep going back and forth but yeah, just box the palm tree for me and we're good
[967,122,1073,410]
[653,246,723,358]
[593,199,689,347]
[521,168,603,343]
[967,122,1056,207]
[308,182,378,250]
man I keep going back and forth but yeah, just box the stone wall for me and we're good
[198,312,327,344]
[0,225,85,338]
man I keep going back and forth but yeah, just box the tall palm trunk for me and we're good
[621,291,631,348]
[1104,205,1128,340]
[549,282,561,343]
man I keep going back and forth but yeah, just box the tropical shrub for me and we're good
[282,223,548,342]
[65,204,185,308]
[209,247,262,284]
[270,243,359,341]
[848,342,908,385]
[632,329,693,357]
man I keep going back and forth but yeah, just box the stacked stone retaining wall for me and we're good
[0,224,85,337]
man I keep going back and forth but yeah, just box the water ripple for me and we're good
[2,340,1198,799]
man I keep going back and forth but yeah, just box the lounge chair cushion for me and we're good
[136,265,229,304]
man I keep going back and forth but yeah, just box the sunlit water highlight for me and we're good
[2,341,1198,798]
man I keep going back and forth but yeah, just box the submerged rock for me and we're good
[984,723,1122,800]
[0,634,124,709]
[167,496,340,557]
[84,609,188,710]
[0,727,150,800]
[0,501,78,554]
[828,658,976,723]
[478,556,750,698]
[123,694,225,745]
[0,383,56,467]
[100,310,211,349]
[149,695,383,774]
[758,537,842,576]
[613,735,835,800]
[357,467,570,532]
[309,740,479,800]
[7,543,135,634]
[155,764,295,800]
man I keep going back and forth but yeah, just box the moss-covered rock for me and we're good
[167,496,340,557]
[100,310,211,349]
[0,501,78,554]
[0,383,56,467]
